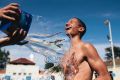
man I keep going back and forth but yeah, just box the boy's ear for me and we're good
[78,27,84,32]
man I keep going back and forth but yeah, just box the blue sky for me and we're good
[0,0,120,68]
[0,0,120,43]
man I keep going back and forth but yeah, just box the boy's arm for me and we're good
[85,43,111,80]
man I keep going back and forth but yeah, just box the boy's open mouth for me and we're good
[65,27,72,30]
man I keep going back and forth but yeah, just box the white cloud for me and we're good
[101,12,120,19]
[94,43,109,60]
[2,40,120,69]
[2,45,45,69]
[85,12,120,19]
[102,13,113,17]
[30,16,64,34]
[94,43,120,60]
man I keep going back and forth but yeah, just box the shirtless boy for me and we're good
[61,17,111,80]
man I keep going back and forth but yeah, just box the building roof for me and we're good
[9,58,35,65]
[0,70,6,74]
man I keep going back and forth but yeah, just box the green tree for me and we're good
[45,62,54,69]
[105,46,120,60]
[44,62,62,73]
[51,65,62,72]
[0,48,10,69]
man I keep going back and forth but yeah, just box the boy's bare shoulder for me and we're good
[82,42,100,59]
[82,42,94,49]
[82,42,97,55]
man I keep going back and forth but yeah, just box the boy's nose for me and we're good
[65,23,70,27]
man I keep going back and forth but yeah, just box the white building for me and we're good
[0,58,40,80]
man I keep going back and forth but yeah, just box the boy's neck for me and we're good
[70,35,83,48]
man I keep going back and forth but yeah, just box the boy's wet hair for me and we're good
[74,17,86,38]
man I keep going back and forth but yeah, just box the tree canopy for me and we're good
[105,46,120,60]
[0,48,10,69]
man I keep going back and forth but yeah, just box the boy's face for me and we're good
[65,18,83,37]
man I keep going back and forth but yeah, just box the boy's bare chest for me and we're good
[64,49,85,66]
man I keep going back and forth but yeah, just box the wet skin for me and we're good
[61,18,111,80]
[61,46,93,80]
